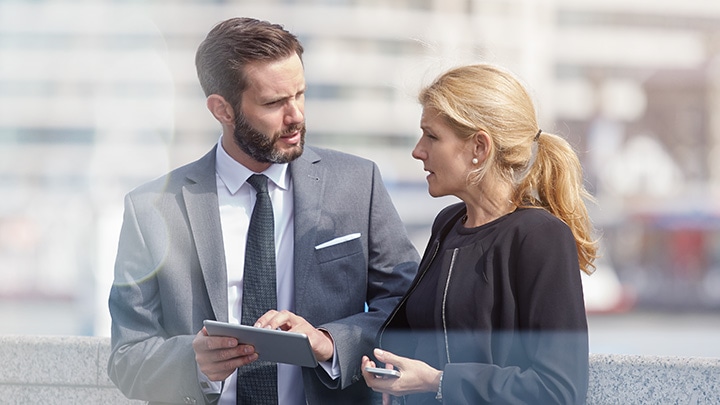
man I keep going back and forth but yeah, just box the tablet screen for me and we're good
[203,320,319,368]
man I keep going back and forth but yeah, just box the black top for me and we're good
[406,211,518,328]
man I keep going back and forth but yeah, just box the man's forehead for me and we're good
[244,55,305,96]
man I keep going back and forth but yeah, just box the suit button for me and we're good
[352,374,360,383]
[183,397,197,404]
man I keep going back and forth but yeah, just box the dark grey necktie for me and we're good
[237,174,278,404]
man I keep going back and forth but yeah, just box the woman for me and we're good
[361,64,598,404]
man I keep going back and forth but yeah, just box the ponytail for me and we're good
[513,131,598,274]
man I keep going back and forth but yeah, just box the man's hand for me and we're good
[192,327,259,381]
[254,310,335,362]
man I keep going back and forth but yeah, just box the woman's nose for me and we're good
[411,143,424,161]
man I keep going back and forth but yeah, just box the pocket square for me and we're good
[314,233,361,250]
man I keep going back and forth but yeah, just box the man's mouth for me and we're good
[278,127,303,145]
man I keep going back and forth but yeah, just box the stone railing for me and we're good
[0,335,141,404]
[1,335,718,404]
[587,353,720,404]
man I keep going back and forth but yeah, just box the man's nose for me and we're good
[284,100,304,125]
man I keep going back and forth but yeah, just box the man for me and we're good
[107,17,419,405]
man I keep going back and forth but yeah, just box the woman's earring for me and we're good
[472,158,479,165]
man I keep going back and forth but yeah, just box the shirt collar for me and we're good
[215,135,290,195]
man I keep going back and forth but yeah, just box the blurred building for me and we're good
[1,0,719,336]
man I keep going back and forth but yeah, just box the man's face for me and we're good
[232,53,306,165]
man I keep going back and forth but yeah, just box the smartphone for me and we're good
[365,366,401,378]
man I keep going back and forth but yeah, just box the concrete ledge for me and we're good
[0,335,142,405]
[1,335,719,404]
[588,353,720,404]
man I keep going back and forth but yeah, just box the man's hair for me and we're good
[195,17,304,108]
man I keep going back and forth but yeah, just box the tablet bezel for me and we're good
[203,320,319,368]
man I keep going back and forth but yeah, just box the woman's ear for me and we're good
[473,130,491,162]
[206,94,235,125]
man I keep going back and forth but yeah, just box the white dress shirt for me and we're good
[199,138,338,404]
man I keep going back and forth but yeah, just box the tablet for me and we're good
[203,320,318,368]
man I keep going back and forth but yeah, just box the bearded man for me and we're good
[107,17,419,405]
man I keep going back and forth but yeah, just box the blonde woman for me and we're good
[362,64,598,404]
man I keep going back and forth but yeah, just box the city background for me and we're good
[1,0,719,357]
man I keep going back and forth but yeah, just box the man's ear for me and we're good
[206,94,235,125]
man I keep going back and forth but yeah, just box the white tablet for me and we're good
[203,320,318,368]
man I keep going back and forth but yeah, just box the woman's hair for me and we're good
[195,17,304,109]
[419,64,598,274]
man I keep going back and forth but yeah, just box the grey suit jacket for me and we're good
[107,145,419,405]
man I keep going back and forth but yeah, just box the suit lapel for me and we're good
[182,146,229,322]
[290,147,324,310]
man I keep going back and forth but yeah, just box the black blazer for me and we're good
[379,203,589,404]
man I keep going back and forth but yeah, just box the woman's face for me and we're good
[412,107,475,198]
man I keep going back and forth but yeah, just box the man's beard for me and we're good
[232,110,305,164]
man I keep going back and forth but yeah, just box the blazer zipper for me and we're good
[441,248,459,364]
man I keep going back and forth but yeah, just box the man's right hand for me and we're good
[192,327,259,381]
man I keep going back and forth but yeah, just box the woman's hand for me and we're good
[361,348,442,404]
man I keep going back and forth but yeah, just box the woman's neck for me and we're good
[461,183,515,227]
